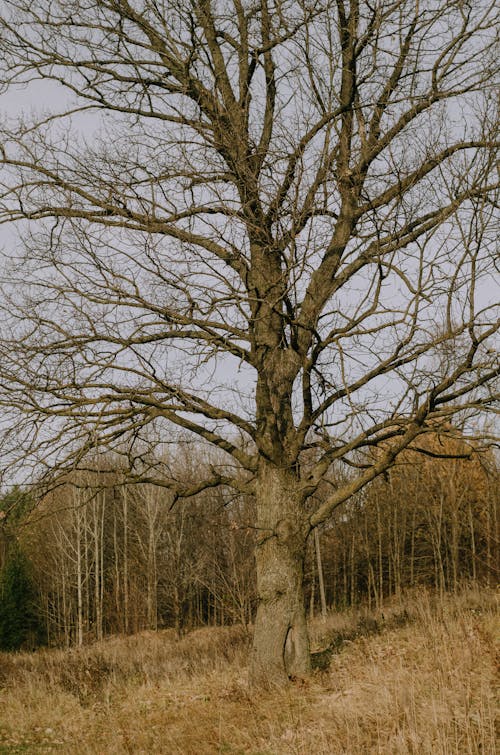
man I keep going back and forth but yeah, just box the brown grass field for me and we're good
[0,586,498,754]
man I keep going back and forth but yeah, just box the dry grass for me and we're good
[0,586,497,754]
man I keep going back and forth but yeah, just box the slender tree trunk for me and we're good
[93,500,100,641]
[75,496,83,647]
[364,514,373,611]
[410,507,416,587]
[93,493,104,642]
[173,583,181,637]
[62,564,69,648]
[314,527,327,619]
[343,541,348,606]
[250,462,311,686]
[113,502,121,630]
[485,495,491,586]
[376,498,384,603]
[350,532,356,606]
[309,543,316,622]
[123,487,129,634]
[449,471,459,592]
[391,488,402,599]
[468,500,477,582]
[99,493,105,636]
[147,514,157,630]
[84,505,90,634]
[491,490,498,587]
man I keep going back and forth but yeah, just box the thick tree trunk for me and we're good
[250,463,311,686]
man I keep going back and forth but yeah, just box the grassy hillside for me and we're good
[0,586,497,754]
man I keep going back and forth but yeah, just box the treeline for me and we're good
[0,434,497,650]
[312,434,498,613]
[0,470,256,649]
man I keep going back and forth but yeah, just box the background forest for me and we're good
[1,431,497,652]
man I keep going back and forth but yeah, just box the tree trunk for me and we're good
[75,496,83,647]
[122,487,129,634]
[468,500,477,582]
[309,538,316,621]
[314,527,327,619]
[250,463,311,686]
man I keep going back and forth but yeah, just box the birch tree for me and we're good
[0,0,498,684]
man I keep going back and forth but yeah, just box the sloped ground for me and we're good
[0,586,497,754]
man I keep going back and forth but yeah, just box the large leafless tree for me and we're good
[0,0,498,684]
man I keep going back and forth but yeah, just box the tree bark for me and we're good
[314,528,327,619]
[75,495,83,647]
[250,462,311,686]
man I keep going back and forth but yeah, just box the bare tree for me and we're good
[0,1,498,684]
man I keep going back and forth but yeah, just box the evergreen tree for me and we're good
[0,545,43,651]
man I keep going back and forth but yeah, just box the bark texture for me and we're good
[250,463,310,686]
